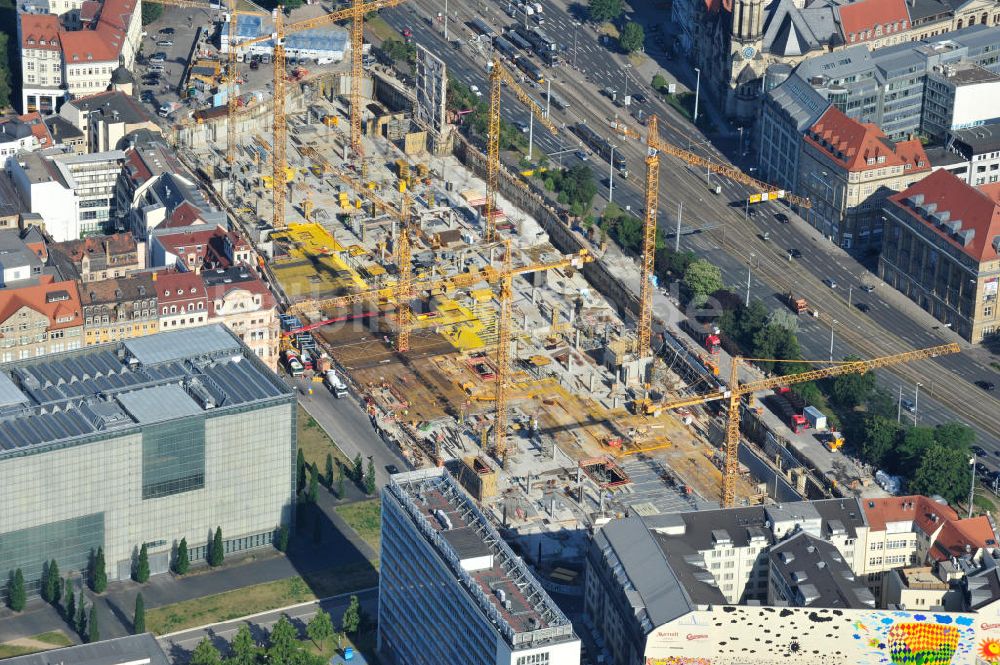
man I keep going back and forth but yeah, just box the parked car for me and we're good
[575,150,589,161]
[632,93,647,104]
[973,445,988,456]
[385,464,400,475]
[855,302,870,313]
[775,212,789,224]
[156,39,174,47]
[159,27,175,34]
[788,248,802,259]
[976,380,996,391]
[823,278,838,289]
[861,284,876,293]
[901,398,916,413]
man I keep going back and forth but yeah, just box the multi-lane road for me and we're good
[379,0,1000,449]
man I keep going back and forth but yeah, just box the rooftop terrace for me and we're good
[389,468,576,649]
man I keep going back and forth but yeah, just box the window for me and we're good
[516,655,550,665]
[142,417,206,499]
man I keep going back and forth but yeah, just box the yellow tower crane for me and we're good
[614,117,812,358]
[484,57,559,243]
[654,343,959,508]
[232,0,406,229]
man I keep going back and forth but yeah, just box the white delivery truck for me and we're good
[325,370,348,398]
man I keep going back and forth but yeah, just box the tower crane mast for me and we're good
[654,343,960,507]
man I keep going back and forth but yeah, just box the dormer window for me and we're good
[867,157,876,165]
[878,155,886,164]
[918,160,925,167]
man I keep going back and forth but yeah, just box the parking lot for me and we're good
[137,5,217,118]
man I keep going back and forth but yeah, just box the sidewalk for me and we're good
[0,496,380,643]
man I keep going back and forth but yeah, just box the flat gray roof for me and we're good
[0,633,170,665]
[0,325,292,455]
[124,325,237,365]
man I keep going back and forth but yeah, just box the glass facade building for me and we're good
[0,325,296,597]
[379,469,580,665]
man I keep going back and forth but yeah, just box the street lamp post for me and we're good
[609,145,617,203]
[623,64,631,103]
[969,453,977,518]
[847,285,853,309]
[444,0,449,41]
[829,319,837,361]
[693,67,701,124]
[738,126,744,157]
[913,382,922,426]
[528,112,534,160]
[745,254,754,307]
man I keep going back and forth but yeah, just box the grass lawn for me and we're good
[335,500,382,554]
[305,631,380,665]
[0,630,73,658]
[366,15,399,43]
[145,560,379,635]
[297,405,350,471]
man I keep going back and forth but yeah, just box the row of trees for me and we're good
[542,164,598,218]
[189,597,364,665]
[6,568,99,642]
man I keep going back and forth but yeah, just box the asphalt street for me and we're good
[158,588,379,663]
[381,0,1000,450]
[289,376,409,487]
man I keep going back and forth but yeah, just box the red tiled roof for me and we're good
[805,106,931,174]
[162,201,209,230]
[123,147,153,185]
[19,14,61,51]
[888,169,1000,262]
[153,270,207,305]
[930,516,997,561]
[156,226,249,272]
[0,275,82,331]
[205,274,276,318]
[839,0,910,45]
[862,496,958,536]
[62,0,137,63]
[18,112,53,148]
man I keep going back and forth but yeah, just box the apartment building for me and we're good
[789,25,1000,141]
[0,113,54,161]
[380,468,580,665]
[0,230,46,288]
[80,273,158,345]
[0,275,83,361]
[799,106,931,251]
[150,225,254,274]
[880,168,1000,341]
[153,270,209,332]
[585,496,1000,665]
[204,266,279,370]
[59,90,158,153]
[941,120,1000,185]
[48,232,144,282]
[923,62,1000,138]
[16,0,142,114]
[8,147,125,240]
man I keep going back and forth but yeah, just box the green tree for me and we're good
[325,453,334,487]
[365,458,377,495]
[652,73,667,92]
[614,214,643,253]
[190,637,222,665]
[619,22,644,53]
[353,453,363,482]
[133,593,145,634]
[268,616,298,664]
[0,34,11,110]
[7,569,25,612]
[135,544,150,583]
[64,580,76,622]
[91,547,107,593]
[588,0,623,22]
[275,525,290,552]
[341,595,361,634]
[909,445,971,505]
[174,538,190,575]
[297,448,307,493]
[50,561,61,605]
[308,463,320,503]
[682,259,723,304]
[88,605,99,643]
[41,561,55,603]
[209,527,224,567]
[229,624,258,665]
[857,415,901,468]
[336,462,346,499]
[76,592,87,637]
[140,2,163,25]
[307,608,334,647]
[934,422,975,452]
[830,364,877,408]
[283,0,304,10]
[897,426,937,475]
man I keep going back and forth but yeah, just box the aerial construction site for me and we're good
[168,0,959,580]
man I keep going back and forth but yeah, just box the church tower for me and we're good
[726,0,766,119]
